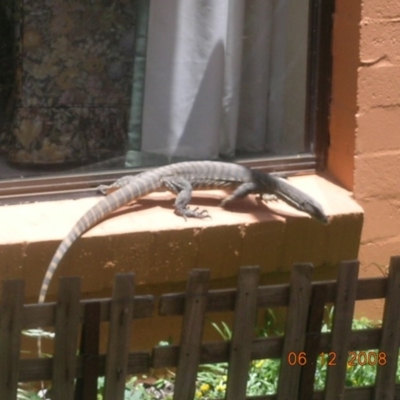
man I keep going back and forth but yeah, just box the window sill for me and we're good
[0,174,363,301]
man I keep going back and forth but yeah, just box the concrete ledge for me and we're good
[0,174,363,301]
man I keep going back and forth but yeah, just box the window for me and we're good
[0,0,333,197]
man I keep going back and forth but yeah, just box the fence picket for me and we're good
[0,280,24,398]
[173,269,210,400]
[52,277,81,400]
[374,256,400,399]
[75,301,101,400]
[299,284,327,399]
[104,273,135,400]
[225,266,260,400]
[277,263,313,400]
[325,260,359,399]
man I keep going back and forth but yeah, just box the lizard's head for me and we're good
[251,170,329,224]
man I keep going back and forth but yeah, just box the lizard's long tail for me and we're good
[38,182,154,303]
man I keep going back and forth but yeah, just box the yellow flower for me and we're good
[216,384,226,392]
[200,383,210,393]
[255,360,265,369]
[195,390,203,398]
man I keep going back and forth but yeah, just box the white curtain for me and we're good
[140,0,309,160]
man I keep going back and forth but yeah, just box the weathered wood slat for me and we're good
[154,341,222,369]
[18,326,382,383]
[104,274,135,400]
[22,295,153,329]
[75,301,101,400]
[159,277,387,316]
[374,256,400,399]
[19,352,151,382]
[173,269,210,400]
[52,277,81,400]
[0,280,24,398]
[238,384,400,400]
[152,326,383,370]
[277,263,313,400]
[325,260,359,400]
[19,277,386,329]
[299,284,327,399]
[226,266,260,399]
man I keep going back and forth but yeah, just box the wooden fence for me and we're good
[1,257,400,399]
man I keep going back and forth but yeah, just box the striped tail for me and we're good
[38,180,153,303]
[38,229,82,303]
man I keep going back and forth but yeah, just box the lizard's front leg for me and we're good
[220,182,259,206]
[162,176,210,219]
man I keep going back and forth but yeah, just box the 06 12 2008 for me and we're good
[286,351,387,366]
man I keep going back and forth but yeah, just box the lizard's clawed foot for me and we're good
[179,207,211,220]
[261,194,279,203]
[97,184,110,195]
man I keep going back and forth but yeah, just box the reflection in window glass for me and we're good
[0,0,311,181]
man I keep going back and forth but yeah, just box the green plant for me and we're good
[195,315,281,398]
[96,376,155,400]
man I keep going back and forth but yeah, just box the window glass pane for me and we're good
[0,0,315,183]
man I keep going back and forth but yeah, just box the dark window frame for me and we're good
[0,0,334,201]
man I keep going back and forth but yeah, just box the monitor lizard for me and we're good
[38,160,328,303]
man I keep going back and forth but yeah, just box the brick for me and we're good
[359,197,400,243]
[357,107,400,153]
[355,152,400,198]
[362,0,400,19]
[360,20,400,64]
[358,66,400,110]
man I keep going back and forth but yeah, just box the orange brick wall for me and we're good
[329,0,400,319]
